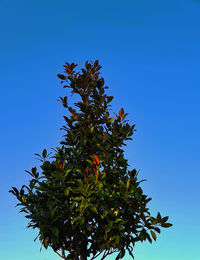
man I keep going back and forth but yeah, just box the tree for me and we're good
[9,60,172,260]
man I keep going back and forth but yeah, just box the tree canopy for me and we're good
[9,60,172,260]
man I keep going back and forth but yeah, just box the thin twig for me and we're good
[62,248,66,259]
[100,249,118,260]
[90,251,102,260]
[53,249,65,259]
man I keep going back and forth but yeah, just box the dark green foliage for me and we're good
[9,60,172,260]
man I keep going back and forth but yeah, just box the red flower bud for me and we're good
[59,162,65,169]
[93,155,100,165]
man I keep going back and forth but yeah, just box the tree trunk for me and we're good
[80,256,87,260]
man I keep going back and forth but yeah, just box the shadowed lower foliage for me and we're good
[9,60,172,260]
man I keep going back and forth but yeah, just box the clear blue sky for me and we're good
[1,0,200,259]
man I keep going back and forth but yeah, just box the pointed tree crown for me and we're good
[9,60,172,260]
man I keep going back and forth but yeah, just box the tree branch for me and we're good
[53,249,65,259]
[62,248,66,259]
[100,249,118,260]
[90,251,102,260]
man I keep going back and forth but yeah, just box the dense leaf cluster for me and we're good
[10,61,172,260]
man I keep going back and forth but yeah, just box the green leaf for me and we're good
[85,159,93,165]
[44,237,49,249]
[119,108,124,120]
[151,230,157,241]
[119,180,124,186]
[25,170,34,177]
[90,206,97,213]
[31,167,37,175]
[64,188,70,196]
[86,224,92,231]
[104,233,108,240]
[149,216,157,225]
[64,169,72,179]
[154,227,161,233]
[161,223,173,228]
[72,216,80,224]
[57,74,66,80]
[126,178,130,189]
[115,218,122,223]
[157,212,162,222]
[108,116,115,123]
[42,149,47,158]
[50,206,58,217]
[73,197,82,201]
[21,195,26,202]
[101,171,106,178]
[80,216,85,225]
[107,96,114,103]
[91,126,95,132]
[115,235,120,244]
[162,216,169,223]
[51,227,59,237]
[146,232,152,243]
[138,179,147,184]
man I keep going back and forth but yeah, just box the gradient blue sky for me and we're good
[1,0,200,259]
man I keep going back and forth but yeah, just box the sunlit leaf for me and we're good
[151,230,157,241]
